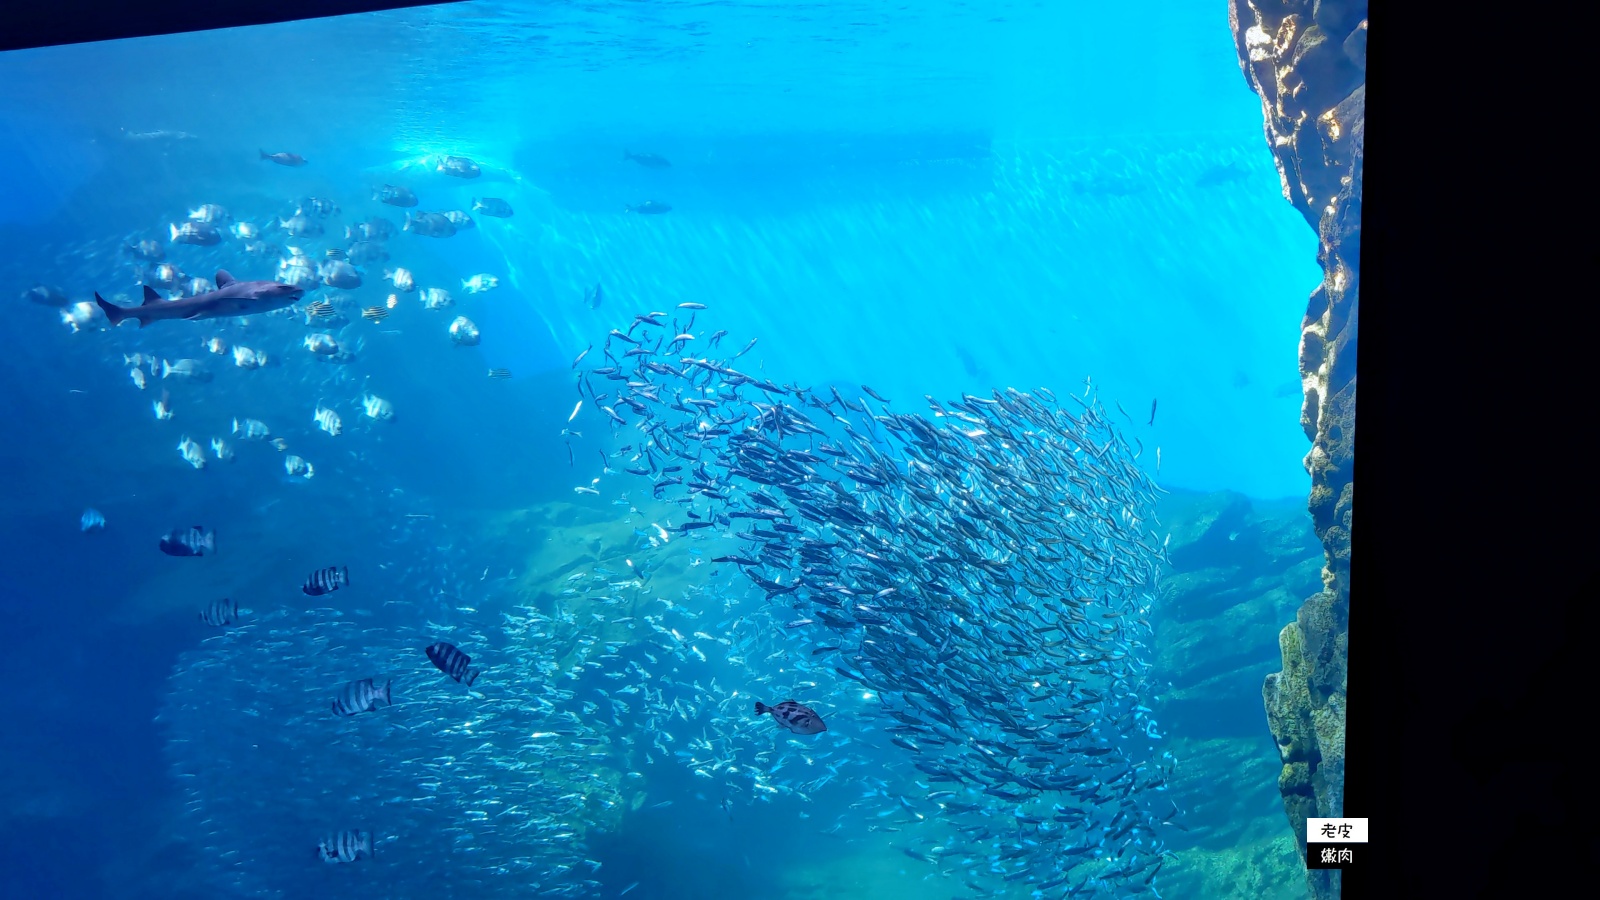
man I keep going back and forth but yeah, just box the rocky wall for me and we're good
[1225,2,1365,899]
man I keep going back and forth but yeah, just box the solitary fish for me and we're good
[303,565,349,596]
[625,200,671,214]
[375,184,418,207]
[425,641,480,686]
[623,150,671,168]
[437,155,480,178]
[80,509,106,532]
[487,368,512,379]
[449,316,480,346]
[755,700,827,735]
[317,830,372,864]
[260,150,307,167]
[199,598,239,627]
[169,222,222,246]
[471,197,513,217]
[332,678,392,716]
[160,526,214,557]
[95,271,303,329]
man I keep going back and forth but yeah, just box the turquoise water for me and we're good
[0,2,1320,898]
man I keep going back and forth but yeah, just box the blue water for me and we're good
[0,2,1320,898]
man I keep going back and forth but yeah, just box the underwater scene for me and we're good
[0,2,1337,898]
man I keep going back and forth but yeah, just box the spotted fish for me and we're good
[755,700,826,735]
[425,642,479,686]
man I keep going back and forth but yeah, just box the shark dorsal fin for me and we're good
[142,286,163,306]
[215,270,235,288]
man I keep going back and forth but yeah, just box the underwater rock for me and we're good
[1228,1,1363,897]
[1155,491,1319,727]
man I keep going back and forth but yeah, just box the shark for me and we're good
[95,270,304,328]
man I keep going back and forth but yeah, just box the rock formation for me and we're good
[1226,2,1364,899]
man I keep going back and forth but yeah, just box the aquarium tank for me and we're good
[0,0,1364,898]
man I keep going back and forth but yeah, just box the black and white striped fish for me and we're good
[160,525,214,557]
[425,642,479,686]
[317,829,372,864]
[303,565,349,596]
[199,598,239,626]
[332,678,391,716]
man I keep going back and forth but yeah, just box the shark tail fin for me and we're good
[94,293,126,326]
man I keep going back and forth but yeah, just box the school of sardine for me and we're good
[43,147,1180,900]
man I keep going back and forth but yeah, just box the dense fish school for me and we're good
[36,147,1184,899]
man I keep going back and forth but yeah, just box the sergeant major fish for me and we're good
[332,678,391,716]
[384,268,416,292]
[232,346,267,369]
[425,642,479,686]
[361,393,394,420]
[177,435,206,469]
[317,830,372,864]
[461,274,498,294]
[160,525,214,557]
[199,598,239,626]
[314,405,342,436]
[303,566,348,596]
[233,418,270,441]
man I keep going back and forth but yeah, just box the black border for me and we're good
[1,0,465,52]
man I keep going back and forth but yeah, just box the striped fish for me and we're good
[361,305,388,323]
[425,642,479,686]
[332,678,391,716]
[303,565,349,596]
[306,299,334,318]
[160,525,214,557]
[317,829,372,864]
[199,598,238,626]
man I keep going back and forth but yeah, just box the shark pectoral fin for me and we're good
[215,269,235,287]
[182,311,203,319]
[141,286,163,305]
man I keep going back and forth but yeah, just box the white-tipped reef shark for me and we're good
[95,270,304,328]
